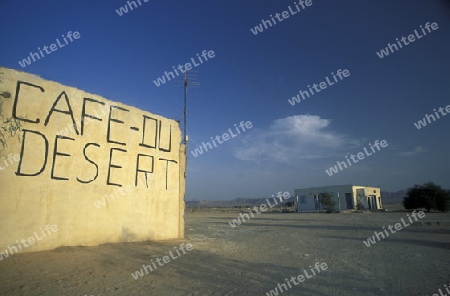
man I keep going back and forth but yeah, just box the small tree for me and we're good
[403,182,450,212]
[285,201,295,207]
[403,185,432,211]
[319,192,335,212]
[431,185,450,212]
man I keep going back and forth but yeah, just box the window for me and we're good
[300,196,306,204]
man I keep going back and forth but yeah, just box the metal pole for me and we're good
[337,191,341,211]
[183,71,188,144]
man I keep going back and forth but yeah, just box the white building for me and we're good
[294,185,382,212]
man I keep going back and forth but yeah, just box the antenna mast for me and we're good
[181,70,199,144]
[183,71,188,144]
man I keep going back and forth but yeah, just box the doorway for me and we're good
[345,193,353,209]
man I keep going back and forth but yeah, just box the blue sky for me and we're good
[1,0,450,200]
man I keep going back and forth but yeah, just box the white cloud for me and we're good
[233,114,360,164]
[398,146,425,157]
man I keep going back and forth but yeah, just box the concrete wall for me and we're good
[0,67,185,254]
[295,185,382,212]
[295,185,352,212]
[353,186,382,210]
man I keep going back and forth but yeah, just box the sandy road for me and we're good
[0,211,449,295]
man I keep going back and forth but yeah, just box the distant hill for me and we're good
[381,190,407,201]
[187,190,407,207]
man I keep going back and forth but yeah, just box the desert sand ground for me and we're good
[1,208,450,296]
